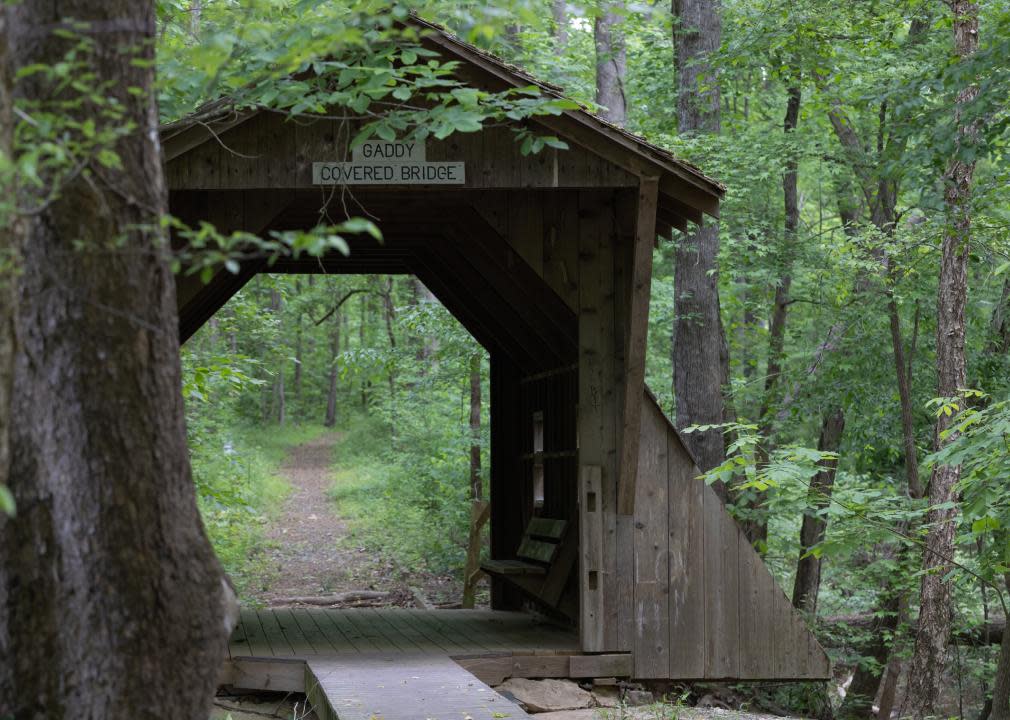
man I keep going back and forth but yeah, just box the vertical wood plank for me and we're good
[611,194,635,652]
[617,177,658,515]
[579,464,604,651]
[738,537,773,678]
[507,190,544,275]
[632,401,670,677]
[583,191,621,651]
[542,192,579,311]
[667,435,706,678]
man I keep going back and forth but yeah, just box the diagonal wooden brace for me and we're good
[617,176,658,515]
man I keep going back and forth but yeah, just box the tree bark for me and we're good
[792,407,845,614]
[838,587,904,718]
[886,269,923,499]
[904,2,978,716]
[469,353,482,497]
[988,278,1010,355]
[462,353,486,609]
[989,574,1010,720]
[671,0,727,474]
[324,311,341,428]
[293,280,303,402]
[594,3,627,124]
[0,8,18,701]
[270,288,286,426]
[552,0,568,53]
[0,2,232,717]
[747,83,801,546]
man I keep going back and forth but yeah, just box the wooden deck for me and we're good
[229,607,580,658]
[221,608,619,720]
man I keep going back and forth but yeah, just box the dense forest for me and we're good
[2,0,1009,719]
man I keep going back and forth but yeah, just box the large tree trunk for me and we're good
[0,9,17,700]
[792,407,845,614]
[0,3,232,717]
[671,0,727,474]
[594,3,627,124]
[904,2,978,716]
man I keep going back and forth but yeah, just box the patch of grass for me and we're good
[327,412,470,576]
[192,422,327,599]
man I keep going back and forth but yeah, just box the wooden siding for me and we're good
[632,396,832,680]
[165,114,637,192]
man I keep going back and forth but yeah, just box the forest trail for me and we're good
[248,432,417,608]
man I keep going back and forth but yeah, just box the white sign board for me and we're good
[313,141,465,186]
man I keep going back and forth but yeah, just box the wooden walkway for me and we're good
[229,607,580,658]
[306,654,532,720]
[222,608,594,720]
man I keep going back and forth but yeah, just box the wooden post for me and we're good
[461,500,490,608]
[617,176,658,515]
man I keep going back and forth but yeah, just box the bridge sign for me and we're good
[313,141,465,186]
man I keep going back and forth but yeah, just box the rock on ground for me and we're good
[496,678,594,712]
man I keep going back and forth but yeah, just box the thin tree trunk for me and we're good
[0,3,232,716]
[671,0,727,475]
[594,3,627,124]
[415,278,439,372]
[382,277,398,444]
[469,353,482,495]
[189,0,202,35]
[293,280,303,402]
[748,83,801,545]
[989,573,1010,720]
[876,596,912,720]
[989,278,1010,354]
[839,584,904,718]
[359,291,370,409]
[886,270,922,499]
[792,407,845,614]
[271,288,286,426]
[905,2,978,715]
[462,353,486,609]
[552,0,568,53]
[325,312,341,428]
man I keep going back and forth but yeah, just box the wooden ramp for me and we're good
[305,654,532,720]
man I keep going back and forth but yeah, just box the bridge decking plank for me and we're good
[306,654,533,720]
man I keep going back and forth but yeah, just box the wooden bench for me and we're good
[482,517,566,577]
[482,518,575,616]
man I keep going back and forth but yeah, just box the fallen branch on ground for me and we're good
[270,590,390,606]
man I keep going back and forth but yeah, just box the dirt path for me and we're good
[248,432,455,608]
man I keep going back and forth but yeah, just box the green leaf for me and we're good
[0,485,15,517]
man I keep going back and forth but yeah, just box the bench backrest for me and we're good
[516,517,567,566]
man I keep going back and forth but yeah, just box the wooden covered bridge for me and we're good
[164,16,828,716]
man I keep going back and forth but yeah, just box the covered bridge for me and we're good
[165,17,829,683]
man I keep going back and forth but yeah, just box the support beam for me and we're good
[617,177,658,515]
